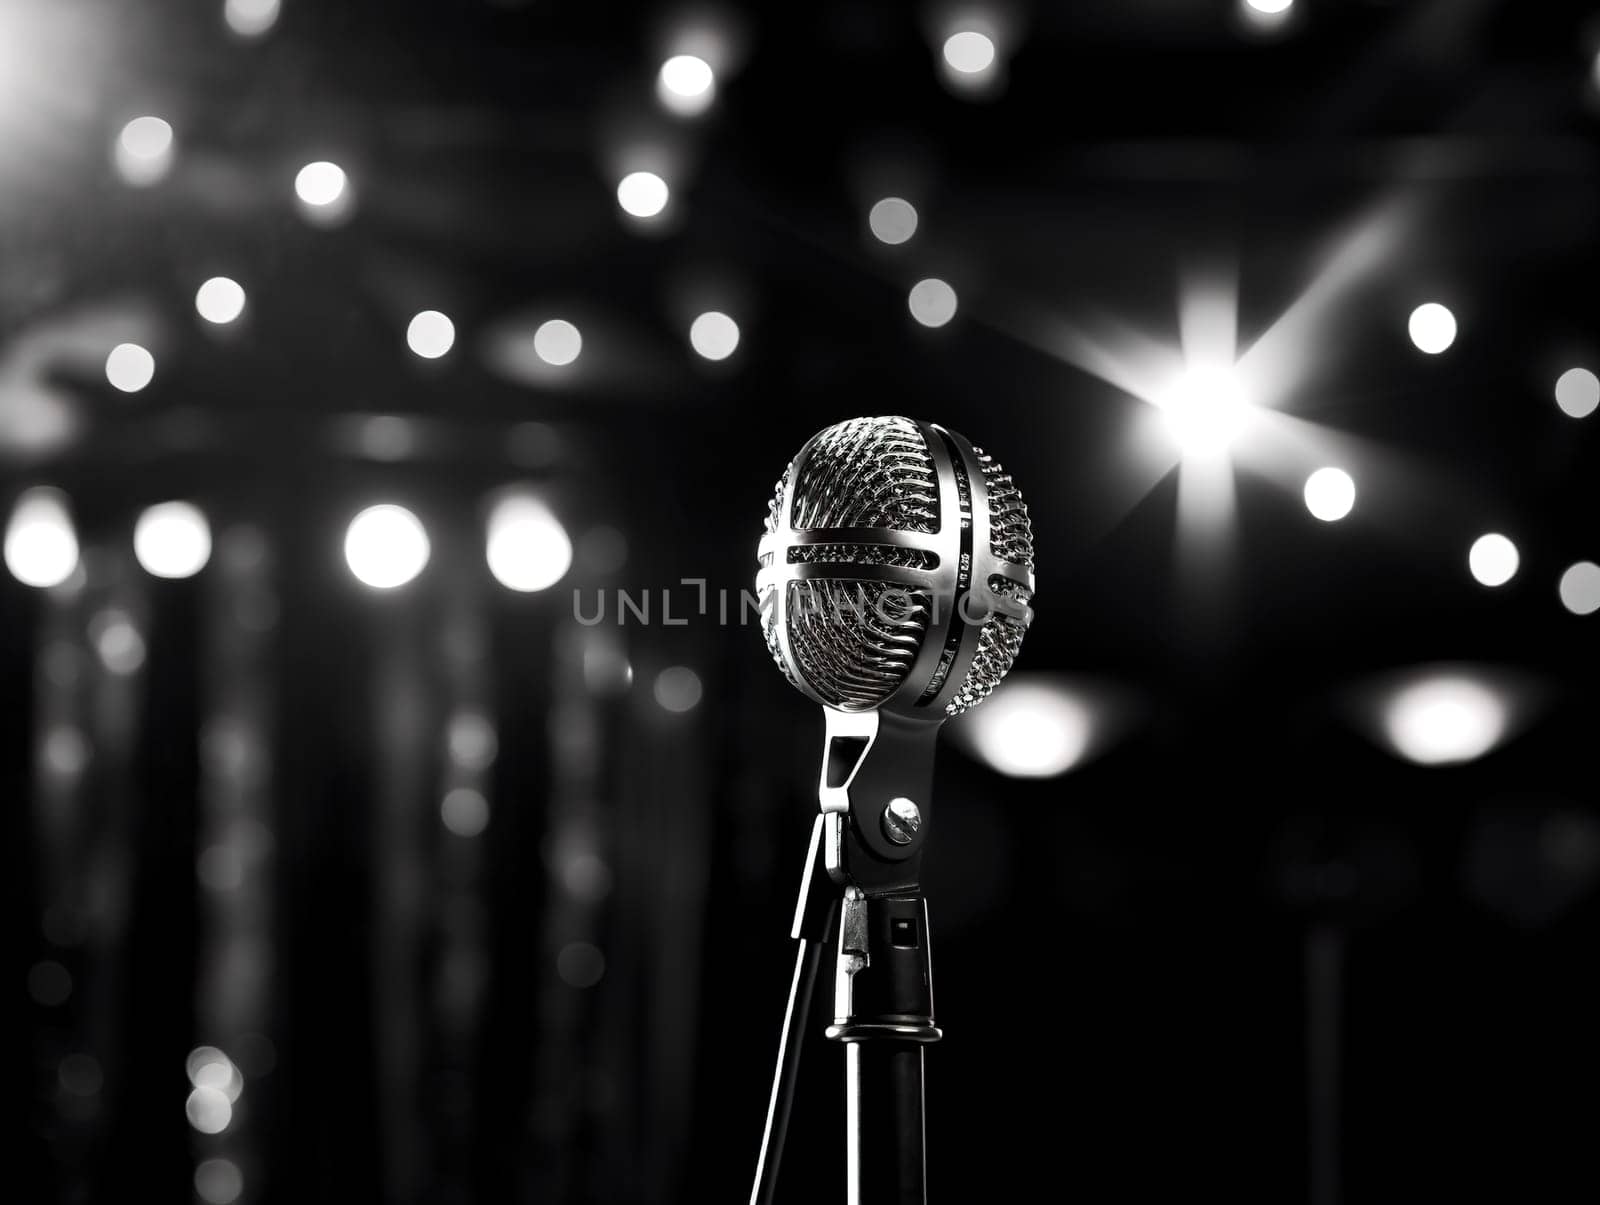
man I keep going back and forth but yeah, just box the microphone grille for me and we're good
[760,417,937,710]
[944,448,1033,716]
[759,417,1034,717]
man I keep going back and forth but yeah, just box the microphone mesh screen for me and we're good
[760,417,1033,715]
[761,417,937,710]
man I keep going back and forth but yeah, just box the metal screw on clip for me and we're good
[881,797,921,845]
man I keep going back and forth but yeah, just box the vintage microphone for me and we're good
[750,415,1035,1205]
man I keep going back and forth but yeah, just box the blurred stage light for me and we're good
[195,277,246,325]
[5,488,78,589]
[352,414,418,462]
[1156,365,1252,458]
[654,666,703,712]
[43,726,89,776]
[908,278,957,328]
[486,494,572,592]
[186,1046,244,1101]
[1468,533,1519,588]
[105,342,155,393]
[559,849,613,901]
[582,639,632,695]
[197,844,244,892]
[91,610,146,675]
[344,504,429,589]
[406,310,455,359]
[294,161,349,223]
[616,170,669,219]
[689,311,740,361]
[441,788,490,838]
[658,54,715,116]
[1303,467,1355,522]
[1382,673,1509,765]
[942,31,996,75]
[295,161,345,206]
[28,960,72,1007]
[556,942,606,988]
[58,1053,103,1097]
[952,676,1093,778]
[868,197,918,245]
[1554,367,1599,418]
[194,1158,245,1205]
[447,712,497,770]
[186,1086,232,1134]
[135,501,212,579]
[1560,561,1600,615]
[223,0,279,38]
[533,318,582,366]
[115,116,174,186]
[1408,302,1456,354]
[1239,0,1294,31]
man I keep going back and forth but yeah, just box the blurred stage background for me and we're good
[5,1,1600,1202]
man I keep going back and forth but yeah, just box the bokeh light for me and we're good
[1559,561,1600,615]
[953,677,1093,778]
[1156,365,1251,458]
[1408,302,1457,354]
[43,727,90,776]
[135,501,212,579]
[344,505,430,589]
[198,844,245,892]
[186,1046,244,1102]
[486,494,573,592]
[5,488,79,589]
[533,318,582,366]
[557,942,606,988]
[185,1086,232,1134]
[869,197,918,245]
[295,161,347,207]
[91,610,146,675]
[195,277,247,325]
[194,1158,245,1205]
[908,278,957,328]
[27,960,72,1006]
[441,787,490,837]
[1554,367,1599,418]
[406,311,455,359]
[1468,533,1519,588]
[105,343,156,393]
[115,116,174,186]
[447,712,497,770]
[658,54,715,116]
[688,311,740,361]
[1303,467,1355,522]
[223,0,279,38]
[59,1053,103,1097]
[654,666,703,712]
[1382,674,1509,766]
[616,171,669,219]
[942,31,996,75]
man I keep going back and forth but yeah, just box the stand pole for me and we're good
[827,893,941,1205]
[845,1044,927,1205]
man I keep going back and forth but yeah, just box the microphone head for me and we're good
[756,416,1035,720]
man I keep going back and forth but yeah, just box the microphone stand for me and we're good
[751,710,943,1205]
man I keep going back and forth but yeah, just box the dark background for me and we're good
[5,1,1600,1202]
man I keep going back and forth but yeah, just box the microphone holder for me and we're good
[751,709,944,1205]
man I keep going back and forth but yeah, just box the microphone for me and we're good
[749,416,1034,1205]
[755,414,1035,890]
[756,414,1035,720]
